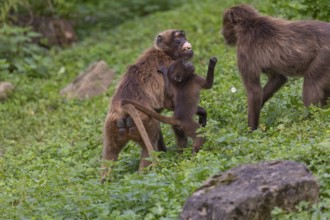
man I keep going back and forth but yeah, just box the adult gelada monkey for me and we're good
[102,30,196,180]
[123,57,218,153]
[222,4,330,130]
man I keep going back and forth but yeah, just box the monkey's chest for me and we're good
[175,90,200,110]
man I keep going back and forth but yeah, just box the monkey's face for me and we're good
[222,5,260,46]
[156,30,194,60]
[222,11,238,46]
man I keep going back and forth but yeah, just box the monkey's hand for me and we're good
[203,57,218,89]
[196,106,207,127]
[209,56,218,66]
[199,115,207,127]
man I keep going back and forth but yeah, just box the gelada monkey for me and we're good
[222,4,330,130]
[101,30,194,180]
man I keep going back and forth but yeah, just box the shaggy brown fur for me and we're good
[102,30,194,179]
[222,4,330,130]
[123,57,217,153]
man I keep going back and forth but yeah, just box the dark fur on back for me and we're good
[222,4,330,130]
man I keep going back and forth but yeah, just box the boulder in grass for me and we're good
[180,160,319,220]
[60,61,115,99]
[0,82,14,101]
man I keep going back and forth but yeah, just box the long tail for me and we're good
[122,99,181,126]
[122,103,156,162]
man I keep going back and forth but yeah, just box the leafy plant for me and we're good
[265,0,330,21]
[0,24,50,77]
[0,0,329,219]
[0,0,26,23]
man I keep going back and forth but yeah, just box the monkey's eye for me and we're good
[175,39,181,45]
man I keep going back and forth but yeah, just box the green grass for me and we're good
[1,0,330,219]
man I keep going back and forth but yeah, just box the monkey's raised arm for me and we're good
[200,57,218,89]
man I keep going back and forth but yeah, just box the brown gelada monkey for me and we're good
[102,29,197,180]
[123,57,218,153]
[222,4,330,131]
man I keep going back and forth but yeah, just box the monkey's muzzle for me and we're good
[182,41,192,51]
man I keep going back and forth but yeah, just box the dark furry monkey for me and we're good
[102,30,194,180]
[222,4,330,130]
[123,57,218,153]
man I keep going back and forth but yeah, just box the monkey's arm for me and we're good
[196,106,207,127]
[157,66,172,96]
[198,57,217,89]
[158,66,171,93]
[204,56,218,89]
[262,73,287,107]
[239,65,263,131]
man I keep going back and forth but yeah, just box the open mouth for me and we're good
[182,47,192,51]
[182,42,192,51]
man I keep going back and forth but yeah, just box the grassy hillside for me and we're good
[0,0,329,219]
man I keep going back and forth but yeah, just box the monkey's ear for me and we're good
[224,7,243,24]
[227,10,239,24]
[156,35,163,45]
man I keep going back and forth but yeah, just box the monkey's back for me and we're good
[237,17,330,77]
[108,48,172,121]
[173,76,201,123]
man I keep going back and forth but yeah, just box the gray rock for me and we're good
[60,60,115,99]
[180,160,319,220]
[0,82,14,100]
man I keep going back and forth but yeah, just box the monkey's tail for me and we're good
[121,103,156,163]
[122,99,181,126]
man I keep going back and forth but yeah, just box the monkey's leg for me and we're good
[193,136,204,153]
[324,89,330,106]
[262,73,287,106]
[102,119,127,161]
[302,78,325,106]
[302,50,330,106]
[184,121,204,153]
[172,125,188,151]
[242,75,263,131]
[101,118,127,181]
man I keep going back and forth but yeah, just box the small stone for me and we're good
[60,60,115,99]
[0,82,14,100]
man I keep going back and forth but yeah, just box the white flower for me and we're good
[231,86,237,93]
